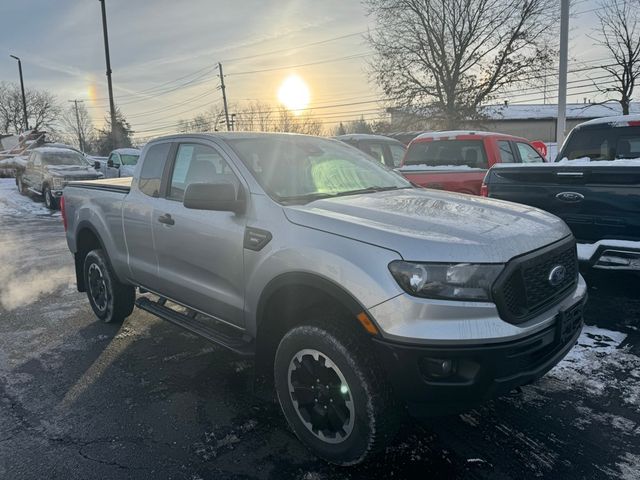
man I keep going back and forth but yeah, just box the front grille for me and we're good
[493,238,578,324]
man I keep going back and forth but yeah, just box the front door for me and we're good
[152,141,247,328]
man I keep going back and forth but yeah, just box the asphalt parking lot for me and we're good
[0,178,639,480]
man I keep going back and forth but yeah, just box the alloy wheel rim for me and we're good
[287,348,355,444]
[88,263,108,312]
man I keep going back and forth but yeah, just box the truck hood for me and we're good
[283,189,571,263]
[47,165,101,178]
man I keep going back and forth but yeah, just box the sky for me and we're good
[0,0,613,139]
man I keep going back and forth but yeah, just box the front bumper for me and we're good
[373,296,585,416]
[578,240,640,271]
[51,188,64,198]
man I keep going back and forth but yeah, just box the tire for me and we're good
[274,313,399,465]
[43,185,58,210]
[83,249,135,323]
[16,176,26,195]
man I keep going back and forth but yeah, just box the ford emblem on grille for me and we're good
[548,265,567,286]
[555,191,584,202]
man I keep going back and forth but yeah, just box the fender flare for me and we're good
[256,272,367,327]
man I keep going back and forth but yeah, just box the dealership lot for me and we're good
[0,178,638,480]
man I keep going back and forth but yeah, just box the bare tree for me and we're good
[272,107,324,135]
[594,0,640,115]
[234,101,274,132]
[364,0,558,128]
[177,106,226,133]
[59,102,95,151]
[0,82,61,134]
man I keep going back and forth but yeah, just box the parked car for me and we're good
[335,134,406,168]
[16,147,103,209]
[62,132,585,465]
[96,148,141,178]
[482,114,640,271]
[398,131,546,195]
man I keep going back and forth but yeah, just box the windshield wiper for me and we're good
[333,186,407,197]
[278,192,338,205]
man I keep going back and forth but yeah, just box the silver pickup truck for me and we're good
[61,132,587,465]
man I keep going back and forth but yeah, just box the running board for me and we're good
[27,187,42,195]
[135,297,254,356]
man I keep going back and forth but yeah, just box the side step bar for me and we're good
[136,297,255,356]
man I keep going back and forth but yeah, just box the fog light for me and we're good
[420,357,457,379]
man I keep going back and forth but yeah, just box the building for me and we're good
[388,102,640,142]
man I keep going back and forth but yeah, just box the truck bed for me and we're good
[485,162,640,243]
[66,176,132,193]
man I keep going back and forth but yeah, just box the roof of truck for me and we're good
[112,148,141,155]
[575,114,640,129]
[334,133,404,144]
[412,130,528,142]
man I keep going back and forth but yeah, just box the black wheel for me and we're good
[16,176,26,195]
[83,249,135,323]
[43,185,58,210]
[274,314,399,465]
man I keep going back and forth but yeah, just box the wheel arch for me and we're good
[254,272,372,380]
[74,221,106,292]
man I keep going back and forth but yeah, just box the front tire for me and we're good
[83,249,135,323]
[274,315,399,465]
[43,185,58,210]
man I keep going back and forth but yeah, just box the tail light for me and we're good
[480,183,488,197]
[60,195,68,231]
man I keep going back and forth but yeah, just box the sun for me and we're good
[277,74,310,113]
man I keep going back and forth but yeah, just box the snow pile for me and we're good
[543,325,639,407]
[577,240,640,261]
[0,178,56,216]
[557,157,640,166]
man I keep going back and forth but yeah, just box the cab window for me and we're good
[139,143,171,197]
[498,140,515,163]
[389,144,406,167]
[516,142,545,163]
[168,143,238,202]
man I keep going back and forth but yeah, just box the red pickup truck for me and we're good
[398,131,546,195]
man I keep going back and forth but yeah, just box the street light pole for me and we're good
[98,0,117,145]
[556,0,570,147]
[9,55,29,131]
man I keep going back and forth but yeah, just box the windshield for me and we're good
[228,136,411,204]
[42,152,87,166]
[560,126,640,161]
[404,140,488,168]
[121,154,139,166]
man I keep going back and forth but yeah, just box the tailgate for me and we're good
[487,165,640,242]
[399,169,486,194]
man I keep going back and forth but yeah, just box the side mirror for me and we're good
[183,182,245,213]
[107,159,118,168]
[94,160,101,170]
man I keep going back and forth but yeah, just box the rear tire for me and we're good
[274,313,399,465]
[83,249,135,323]
[43,185,58,210]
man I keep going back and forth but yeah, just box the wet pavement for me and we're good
[0,178,639,479]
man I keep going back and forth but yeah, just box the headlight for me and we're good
[388,261,503,301]
[52,177,65,189]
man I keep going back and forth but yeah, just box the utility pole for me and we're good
[99,0,117,145]
[556,0,570,147]
[69,100,85,152]
[9,55,29,131]
[218,62,231,131]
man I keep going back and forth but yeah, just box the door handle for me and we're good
[158,213,175,225]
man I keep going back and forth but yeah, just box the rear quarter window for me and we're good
[139,143,171,197]
[560,126,640,160]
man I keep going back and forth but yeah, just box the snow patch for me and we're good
[617,453,640,480]
[543,326,640,407]
[557,157,640,166]
[577,240,640,261]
